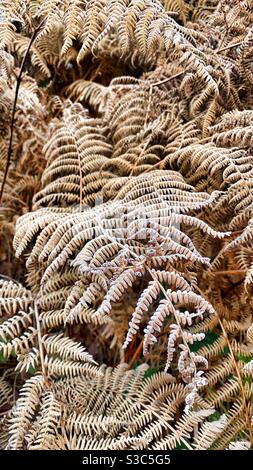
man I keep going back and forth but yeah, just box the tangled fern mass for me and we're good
[0,0,253,451]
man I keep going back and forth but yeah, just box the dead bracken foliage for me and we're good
[0,0,253,450]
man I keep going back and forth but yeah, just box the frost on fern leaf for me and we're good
[14,171,230,374]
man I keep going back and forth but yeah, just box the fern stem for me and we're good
[213,270,245,275]
[217,40,243,53]
[151,71,184,87]
[0,20,45,202]
[34,301,48,384]
[128,339,144,369]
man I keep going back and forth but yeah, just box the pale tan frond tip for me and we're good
[2,0,253,452]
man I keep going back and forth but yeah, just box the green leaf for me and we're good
[144,367,158,379]
[207,410,222,422]
[236,353,253,363]
[189,330,219,352]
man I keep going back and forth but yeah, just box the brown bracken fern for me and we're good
[0,0,253,451]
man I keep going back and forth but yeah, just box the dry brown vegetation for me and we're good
[0,0,253,450]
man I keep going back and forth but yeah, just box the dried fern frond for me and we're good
[0,278,100,381]
[0,1,27,51]
[33,102,113,209]
[0,280,33,317]
[6,364,217,450]
[0,58,48,277]
[1,0,253,451]
[13,170,231,384]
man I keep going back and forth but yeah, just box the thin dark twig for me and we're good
[0,20,45,202]
[151,71,184,87]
